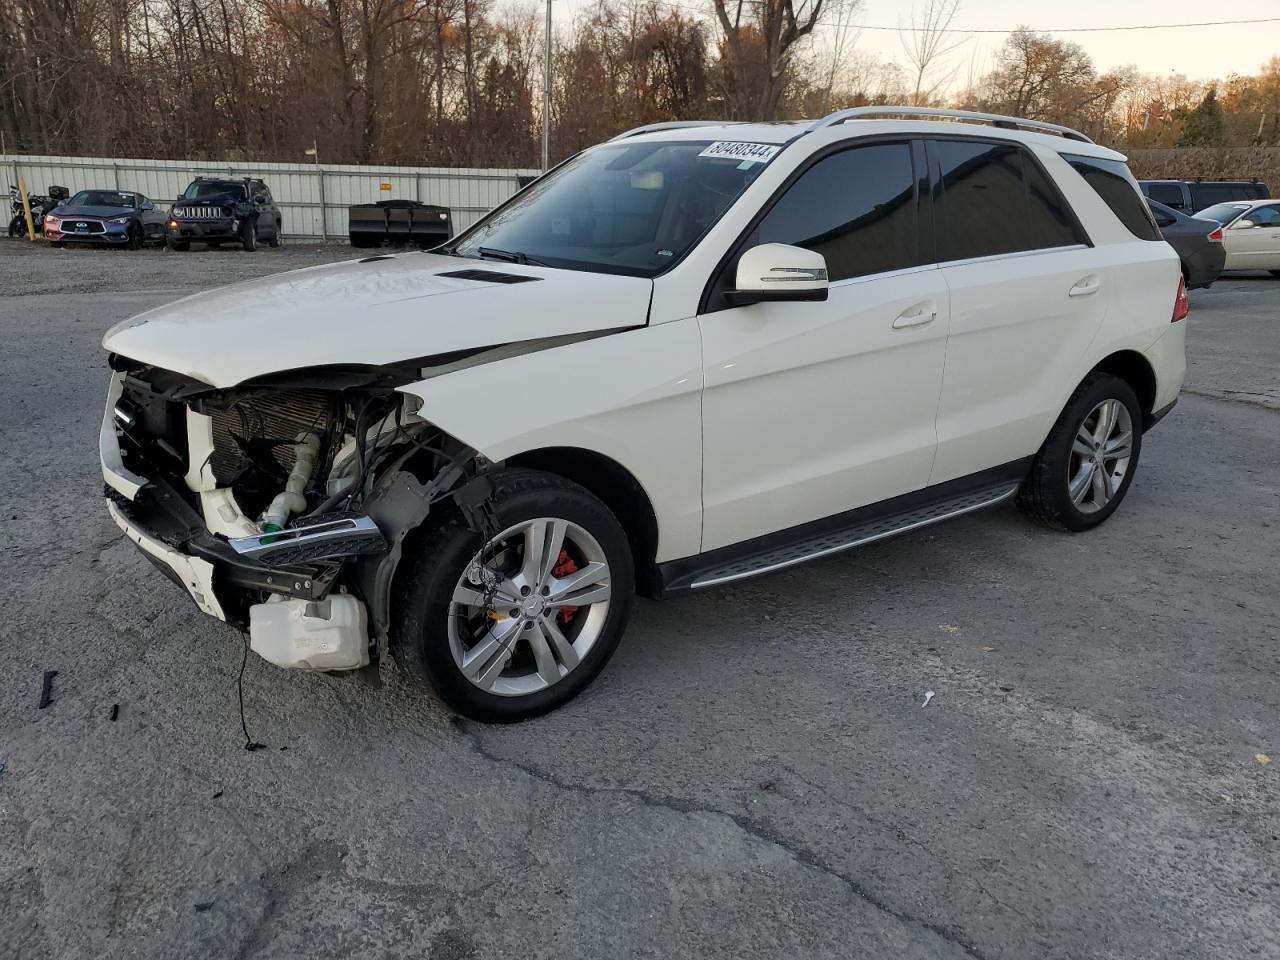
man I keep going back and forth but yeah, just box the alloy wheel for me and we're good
[1067,398,1134,514]
[448,517,612,697]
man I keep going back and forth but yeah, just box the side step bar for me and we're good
[655,468,1027,596]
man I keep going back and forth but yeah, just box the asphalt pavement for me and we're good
[1,241,1276,960]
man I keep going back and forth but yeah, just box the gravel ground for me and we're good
[1,241,1277,960]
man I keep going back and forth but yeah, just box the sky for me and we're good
[551,0,1280,87]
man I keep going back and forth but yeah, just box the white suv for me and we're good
[101,107,1187,722]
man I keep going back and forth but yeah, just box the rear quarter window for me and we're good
[1065,155,1162,241]
[930,139,1086,262]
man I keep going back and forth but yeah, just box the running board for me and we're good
[655,471,1024,596]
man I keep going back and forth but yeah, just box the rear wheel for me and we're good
[392,469,634,723]
[1017,372,1143,532]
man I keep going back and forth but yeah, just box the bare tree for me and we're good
[713,0,827,120]
[898,0,966,106]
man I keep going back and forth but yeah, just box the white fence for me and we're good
[2,153,540,239]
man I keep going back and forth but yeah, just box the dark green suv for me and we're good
[166,177,282,252]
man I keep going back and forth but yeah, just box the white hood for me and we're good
[103,252,653,388]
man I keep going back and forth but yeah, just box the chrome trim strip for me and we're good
[228,515,382,558]
[690,484,1019,590]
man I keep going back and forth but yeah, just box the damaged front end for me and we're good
[101,354,478,675]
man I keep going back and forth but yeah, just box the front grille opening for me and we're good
[208,389,332,485]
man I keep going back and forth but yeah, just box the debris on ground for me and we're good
[922,690,935,708]
[109,704,119,722]
[1257,754,1272,766]
[37,670,57,709]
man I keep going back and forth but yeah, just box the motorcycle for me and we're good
[8,184,68,238]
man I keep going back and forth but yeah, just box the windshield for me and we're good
[183,181,246,200]
[1194,202,1250,225]
[452,140,775,276]
[68,190,136,209]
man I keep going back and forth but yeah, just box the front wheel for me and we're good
[1017,372,1142,532]
[392,469,634,722]
[166,237,189,252]
[267,219,282,247]
[241,219,257,252]
[127,222,143,250]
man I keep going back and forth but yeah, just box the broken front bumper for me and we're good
[100,375,342,627]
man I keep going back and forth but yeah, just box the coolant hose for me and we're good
[262,431,320,532]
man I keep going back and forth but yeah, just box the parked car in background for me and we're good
[166,177,282,252]
[43,189,168,248]
[1147,198,1225,289]
[1193,199,1280,276]
[100,107,1186,722]
[1139,179,1270,214]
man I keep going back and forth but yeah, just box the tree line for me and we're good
[1,0,1276,168]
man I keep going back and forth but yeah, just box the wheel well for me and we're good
[506,447,661,596]
[1091,351,1157,426]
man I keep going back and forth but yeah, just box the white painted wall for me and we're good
[2,153,538,239]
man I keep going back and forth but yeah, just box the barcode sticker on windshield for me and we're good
[698,141,780,164]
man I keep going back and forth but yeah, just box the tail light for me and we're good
[1207,227,1224,242]
[1171,275,1189,323]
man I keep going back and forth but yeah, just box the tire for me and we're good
[127,222,143,250]
[241,219,257,252]
[1269,270,1280,278]
[268,219,282,248]
[1017,372,1143,532]
[392,468,635,723]
[166,238,189,252]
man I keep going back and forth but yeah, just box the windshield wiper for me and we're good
[476,246,547,267]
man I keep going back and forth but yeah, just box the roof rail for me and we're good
[608,120,738,142]
[807,106,1094,144]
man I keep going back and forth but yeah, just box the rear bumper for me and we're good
[1183,244,1226,289]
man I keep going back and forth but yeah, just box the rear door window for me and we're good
[1064,154,1162,241]
[930,139,1085,262]
[1146,182,1186,208]
[752,141,923,281]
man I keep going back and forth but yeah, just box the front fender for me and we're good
[399,319,704,562]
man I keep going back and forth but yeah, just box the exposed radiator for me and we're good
[208,390,332,484]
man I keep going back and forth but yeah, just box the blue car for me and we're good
[43,189,168,248]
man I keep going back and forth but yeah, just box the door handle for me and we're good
[892,302,938,328]
[1069,275,1101,297]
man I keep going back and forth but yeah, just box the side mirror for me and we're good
[728,243,829,306]
[1234,218,1256,229]
[141,200,154,211]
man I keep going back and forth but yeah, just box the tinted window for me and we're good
[1147,200,1177,228]
[1246,204,1280,227]
[753,142,921,281]
[1146,183,1185,208]
[1065,154,1162,241]
[1192,184,1254,208]
[932,140,1083,261]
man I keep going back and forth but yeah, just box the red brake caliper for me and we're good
[551,549,579,624]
